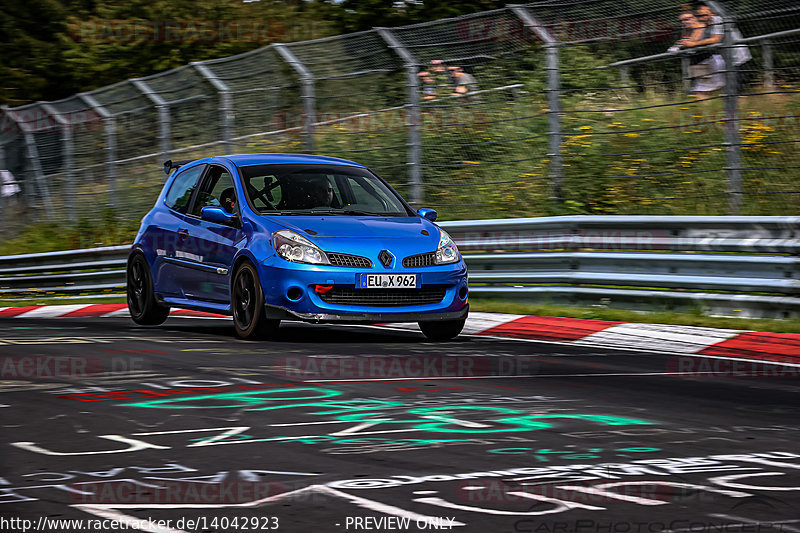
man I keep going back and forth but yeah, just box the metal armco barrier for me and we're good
[443,216,800,319]
[0,245,129,297]
[1,216,799,319]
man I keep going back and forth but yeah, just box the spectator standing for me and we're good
[676,9,724,96]
[694,3,752,91]
[430,59,455,95]
[449,66,479,96]
[418,71,438,100]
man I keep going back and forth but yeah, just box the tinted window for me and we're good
[190,166,237,217]
[240,164,411,216]
[164,165,205,213]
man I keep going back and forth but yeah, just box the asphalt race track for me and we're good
[1,316,799,533]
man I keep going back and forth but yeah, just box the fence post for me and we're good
[274,44,316,152]
[681,55,691,93]
[23,132,54,215]
[40,103,76,222]
[78,93,117,210]
[0,140,6,219]
[192,61,234,154]
[762,39,774,90]
[510,6,562,201]
[376,27,423,206]
[2,105,53,215]
[619,65,631,92]
[722,16,742,215]
[131,79,171,161]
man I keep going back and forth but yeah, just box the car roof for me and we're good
[215,153,367,168]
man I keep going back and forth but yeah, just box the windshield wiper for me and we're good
[339,209,386,216]
[260,210,317,216]
[261,209,404,217]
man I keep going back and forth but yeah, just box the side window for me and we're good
[190,166,237,217]
[165,165,205,213]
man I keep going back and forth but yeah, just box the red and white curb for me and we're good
[0,304,225,320]
[1,305,798,365]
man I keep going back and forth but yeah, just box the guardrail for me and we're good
[1,216,799,319]
[442,216,800,319]
[0,245,129,298]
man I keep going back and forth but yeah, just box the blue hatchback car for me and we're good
[127,154,469,340]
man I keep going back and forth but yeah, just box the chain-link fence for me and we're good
[2,0,799,243]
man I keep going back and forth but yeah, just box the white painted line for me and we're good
[270,420,354,427]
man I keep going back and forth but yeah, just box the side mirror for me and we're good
[418,208,438,222]
[201,206,237,225]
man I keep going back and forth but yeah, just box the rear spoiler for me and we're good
[163,159,193,176]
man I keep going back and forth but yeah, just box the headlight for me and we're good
[273,230,330,265]
[435,229,460,265]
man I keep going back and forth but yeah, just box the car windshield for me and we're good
[240,164,413,216]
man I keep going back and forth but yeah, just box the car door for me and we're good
[176,164,243,303]
[152,163,207,297]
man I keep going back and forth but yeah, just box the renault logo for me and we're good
[379,250,394,268]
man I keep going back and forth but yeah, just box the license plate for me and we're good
[358,274,418,289]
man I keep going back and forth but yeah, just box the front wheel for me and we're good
[232,262,280,340]
[127,253,170,325]
[418,318,466,341]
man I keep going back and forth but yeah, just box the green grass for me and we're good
[4,86,800,257]
[0,220,137,257]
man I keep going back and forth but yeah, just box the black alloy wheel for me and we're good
[127,253,170,325]
[232,262,280,340]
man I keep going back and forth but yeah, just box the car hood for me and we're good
[261,215,442,255]
[265,215,436,238]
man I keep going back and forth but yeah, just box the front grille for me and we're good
[318,287,447,307]
[327,253,372,268]
[403,252,437,268]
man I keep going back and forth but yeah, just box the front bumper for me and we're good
[263,304,469,324]
[256,255,469,322]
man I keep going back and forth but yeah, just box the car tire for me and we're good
[127,253,170,326]
[418,318,466,341]
[232,261,280,340]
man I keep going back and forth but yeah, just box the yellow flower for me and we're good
[625,133,640,138]
[580,125,592,130]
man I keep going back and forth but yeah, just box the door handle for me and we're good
[177,229,189,239]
